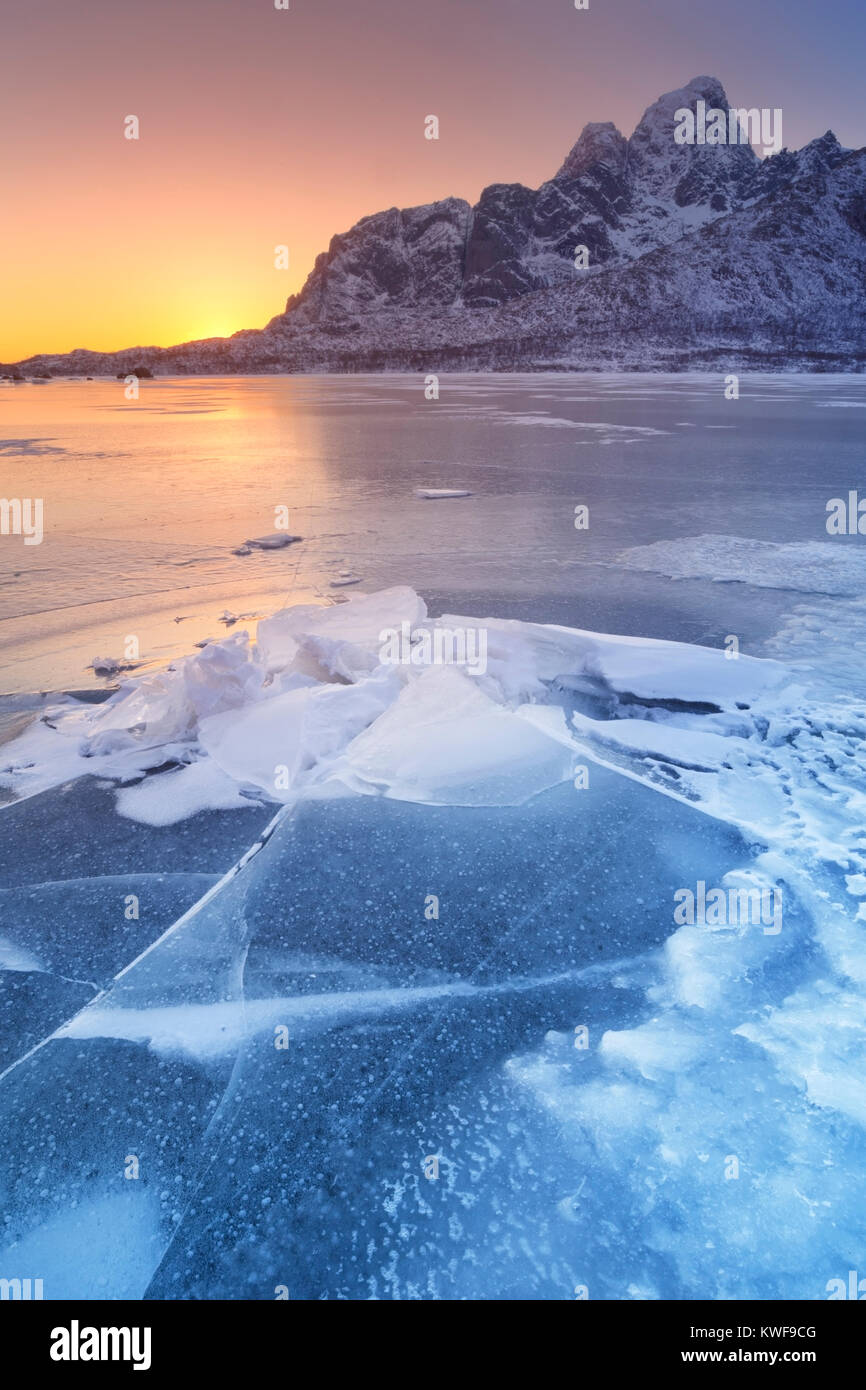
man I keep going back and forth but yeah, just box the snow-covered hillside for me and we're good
[8,77,866,376]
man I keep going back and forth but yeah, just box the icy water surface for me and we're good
[2,372,865,691]
[0,374,864,1300]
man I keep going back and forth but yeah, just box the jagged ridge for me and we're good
[7,77,865,376]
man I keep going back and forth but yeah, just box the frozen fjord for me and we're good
[0,580,864,1297]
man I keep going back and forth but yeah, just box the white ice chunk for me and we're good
[414,488,472,498]
[568,710,736,767]
[81,630,263,756]
[90,655,135,676]
[256,585,426,677]
[599,1019,706,1081]
[245,532,302,549]
[199,669,401,798]
[336,665,575,805]
[114,758,260,826]
[736,985,866,1127]
[439,611,787,707]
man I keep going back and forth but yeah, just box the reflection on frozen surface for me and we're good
[3,371,866,693]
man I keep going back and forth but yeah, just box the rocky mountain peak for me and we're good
[627,75,757,209]
[805,130,849,164]
[12,77,864,377]
[556,121,627,180]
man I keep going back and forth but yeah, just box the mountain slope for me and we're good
[7,77,865,376]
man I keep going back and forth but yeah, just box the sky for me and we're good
[2,0,865,361]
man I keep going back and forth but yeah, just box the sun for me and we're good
[193,319,238,342]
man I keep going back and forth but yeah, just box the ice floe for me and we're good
[617,534,866,596]
[1,585,794,822]
[414,488,472,498]
[0,584,807,829]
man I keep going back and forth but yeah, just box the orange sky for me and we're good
[2,0,864,362]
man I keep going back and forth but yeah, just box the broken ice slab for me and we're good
[0,1029,230,1298]
[414,488,472,498]
[0,872,218,987]
[239,533,303,551]
[0,809,271,1299]
[89,655,139,676]
[0,765,758,1300]
[0,776,273,891]
[333,665,575,805]
[0,772,275,1069]
[0,870,219,1070]
[142,771,758,1299]
[245,773,753,987]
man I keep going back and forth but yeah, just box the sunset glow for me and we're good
[3,0,865,362]
[4,0,866,1324]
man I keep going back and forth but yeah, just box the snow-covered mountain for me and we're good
[8,77,866,376]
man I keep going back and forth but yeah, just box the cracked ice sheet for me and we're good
[141,775,752,1299]
[0,765,751,1300]
[1,585,865,1299]
[501,653,866,1292]
[0,872,219,1070]
[0,803,273,1299]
